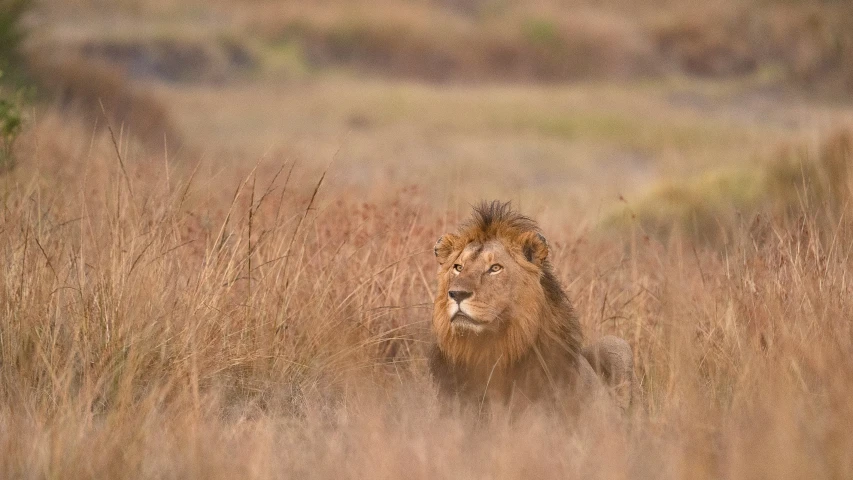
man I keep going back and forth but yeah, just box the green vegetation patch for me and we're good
[521,18,562,49]
[0,70,23,173]
[606,168,764,244]
[0,0,30,71]
[606,131,853,245]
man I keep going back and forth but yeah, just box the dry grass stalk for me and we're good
[1,114,853,478]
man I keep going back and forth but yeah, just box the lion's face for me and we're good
[433,228,550,366]
[438,239,539,335]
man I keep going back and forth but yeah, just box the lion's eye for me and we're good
[489,264,503,273]
[453,264,463,273]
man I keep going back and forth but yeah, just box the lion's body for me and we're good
[582,335,640,412]
[429,335,605,412]
[430,201,638,413]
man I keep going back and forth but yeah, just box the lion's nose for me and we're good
[448,290,472,303]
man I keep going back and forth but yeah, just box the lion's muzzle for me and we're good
[448,290,473,303]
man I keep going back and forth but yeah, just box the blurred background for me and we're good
[3,0,853,232]
[4,3,853,476]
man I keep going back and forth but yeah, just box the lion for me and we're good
[429,201,638,414]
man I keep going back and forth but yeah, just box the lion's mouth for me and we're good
[450,312,487,331]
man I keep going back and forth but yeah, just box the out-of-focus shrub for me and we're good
[653,3,853,91]
[0,0,30,71]
[27,57,182,151]
[0,70,23,173]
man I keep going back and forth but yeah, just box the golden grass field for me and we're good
[2,0,853,478]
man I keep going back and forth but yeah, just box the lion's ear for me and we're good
[434,234,459,264]
[519,232,549,265]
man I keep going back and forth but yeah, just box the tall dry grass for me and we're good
[2,114,853,478]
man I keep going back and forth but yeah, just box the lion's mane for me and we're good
[430,201,587,406]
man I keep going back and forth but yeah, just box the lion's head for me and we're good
[432,201,582,372]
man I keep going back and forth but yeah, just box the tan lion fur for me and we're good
[430,201,638,413]
[582,335,641,412]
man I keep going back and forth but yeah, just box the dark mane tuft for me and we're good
[464,200,539,240]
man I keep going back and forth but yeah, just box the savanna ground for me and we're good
[2,0,853,477]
